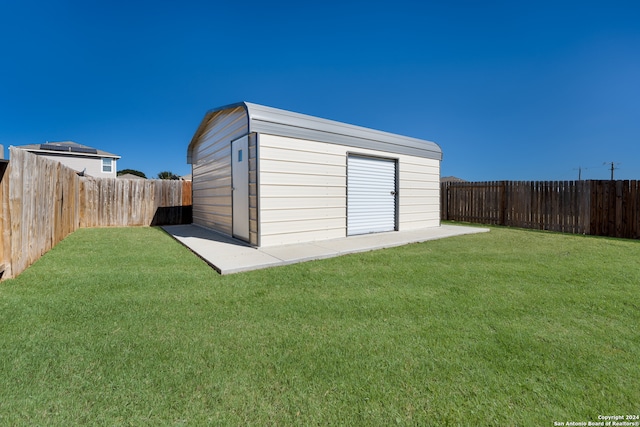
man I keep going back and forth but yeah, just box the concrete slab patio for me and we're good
[162,224,490,275]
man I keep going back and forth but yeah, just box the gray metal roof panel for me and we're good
[187,102,442,163]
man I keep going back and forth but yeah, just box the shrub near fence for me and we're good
[0,148,192,279]
[441,180,640,239]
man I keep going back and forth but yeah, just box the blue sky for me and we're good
[1,0,639,180]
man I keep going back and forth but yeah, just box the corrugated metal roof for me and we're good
[187,102,442,163]
[13,141,121,159]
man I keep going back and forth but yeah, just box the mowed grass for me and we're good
[0,226,638,426]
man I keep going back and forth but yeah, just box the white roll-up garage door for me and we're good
[347,155,397,236]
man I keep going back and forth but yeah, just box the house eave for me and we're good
[19,148,121,160]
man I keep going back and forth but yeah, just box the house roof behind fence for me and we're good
[14,141,121,159]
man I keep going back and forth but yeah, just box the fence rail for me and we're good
[0,148,192,279]
[441,180,640,239]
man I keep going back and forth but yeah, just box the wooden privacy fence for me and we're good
[80,176,192,227]
[441,180,640,239]
[0,148,192,279]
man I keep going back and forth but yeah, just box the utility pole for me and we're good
[604,162,620,180]
[610,162,614,180]
[573,166,589,180]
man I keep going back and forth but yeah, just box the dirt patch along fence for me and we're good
[441,180,640,239]
[0,148,192,279]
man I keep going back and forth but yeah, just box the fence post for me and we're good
[499,181,507,226]
[441,182,449,221]
[0,160,9,277]
[582,180,590,235]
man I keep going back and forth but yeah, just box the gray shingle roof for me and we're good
[14,141,120,159]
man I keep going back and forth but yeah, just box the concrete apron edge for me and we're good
[163,224,490,275]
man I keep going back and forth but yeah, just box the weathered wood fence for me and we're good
[0,148,192,279]
[441,180,640,239]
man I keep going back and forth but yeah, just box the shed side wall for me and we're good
[258,134,440,247]
[398,156,441,229]
[191,107,248,235]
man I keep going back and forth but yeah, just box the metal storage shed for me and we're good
[187,102,442,247]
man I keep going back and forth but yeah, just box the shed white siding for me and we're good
[398,158,440,230]
[258,134,346,246]
[190,106,248,236]
[258,134,440,247]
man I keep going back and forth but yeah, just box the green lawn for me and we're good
[0,226,638,426]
